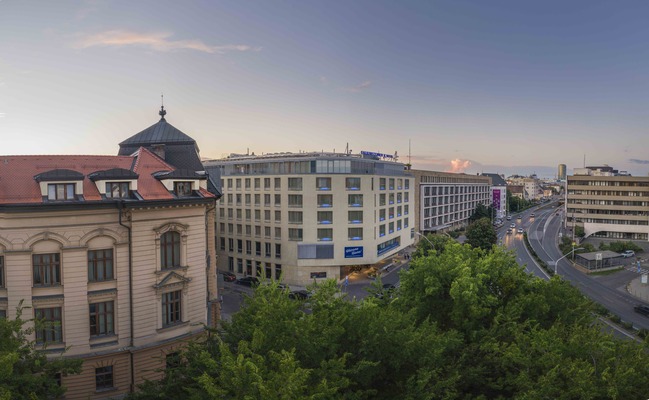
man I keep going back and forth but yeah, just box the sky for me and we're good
[2,0,649,178]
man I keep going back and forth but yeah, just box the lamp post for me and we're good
[550,247,584,275]
[415,231,434,247]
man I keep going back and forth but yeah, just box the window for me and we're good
[379,178,386,190]
[236,194,242,205]
[397,179,403,190]
[237,258,243,273]
[228,208,233,218]
[160,232,181,269]
[255,210,261,221]
[288,177,303,190]
[389,207,395,219]
[317,228,333,241]
[105,182,130,198]
[265,226,271,238]
[317,194,333,207]
[254,194,261,205]
[174,181,193,197]
[288,195,303,208]
[274,194,281,206]
[237,239,243,253]
[89,301,114,336]
[236,179,241,189]
[397,206,402,217]
[397,193,402,203]
[95,366,114,391]
[275,210,281,222]
[389,222,394,233]
[389,193,395,204]
[33,253,61,286]
[389,179,394,190]
[288,211,303,224]
[275,244,281,258]
[245,209,251,221]
[88,249,113,282]
[346,177,361,190]
[256,242,262,256]
[228,257,234,272]
[275,227,281,239]
[274,178,281,190]
[379,194,386,206]
[379,209,386,221]
[0,256,4,288]
[264,194,271,206]
[47,183,75,200]
[404,204,409,215]
[162,290,182,326]
[245,178,251,189]
[254,178,261,189]
[35,307,62,344]
[318,211,333,224]
[349,227,363,240]
[264,178,271,189]
[348,194,363,207]
[289,228,303,241]
[265,263,272,279]
[245,194,251,205]
[405,179,410,189]
[275,264,282,278]
[348,210,363,223]
[397,220,402,231]
[265,242,271,257]
[379,224,386,237]
[236,209,242,220]
[246,240,252,255]
[316,177,331,190]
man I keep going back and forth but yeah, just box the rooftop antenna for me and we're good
[159,93,167,119]
[408,139,411,165]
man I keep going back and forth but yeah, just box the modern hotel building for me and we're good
[204,152,414,285]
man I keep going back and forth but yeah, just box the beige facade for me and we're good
[566,174,649,241]
[206,153,414,286]
[0,202,216,398]
[410,170,492,234]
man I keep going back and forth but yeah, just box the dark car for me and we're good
[235,276,259,287]
[634,304,649,317]
[220,271,236,282]
[288,289,311,300]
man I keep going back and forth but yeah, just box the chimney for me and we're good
[151,144,166,160]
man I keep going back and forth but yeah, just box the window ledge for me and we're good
[156,266,189,275]
[157,320,189,333]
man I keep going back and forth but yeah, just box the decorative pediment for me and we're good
[153,271,191,292]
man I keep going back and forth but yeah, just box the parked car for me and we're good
[220,271,236,282]
[235,276,259,287]
[634,304,649,317]
[288,289,311,300]
[621,250,636,258]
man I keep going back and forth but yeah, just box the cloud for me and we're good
[448,158,472,173]
[629,158,649,165]
[319,76,328,85]
[340,80,372,93]
[0,113,5,118]
[72,30,261,54]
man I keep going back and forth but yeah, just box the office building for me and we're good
[558,164,567,181]
[411,170,492,233]
[0,108,218,398]
[479,173,507,219]
[566,167,649,240]
[204,151,414,285]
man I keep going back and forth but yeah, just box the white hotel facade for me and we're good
[204,152,414,286]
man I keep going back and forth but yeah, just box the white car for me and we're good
[506,215,512,220]
[621,250,635,258]
[517,228,524,234]
[510,223,516,228]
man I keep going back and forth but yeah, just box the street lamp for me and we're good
[549,247,584,275]
[415,231,434,247]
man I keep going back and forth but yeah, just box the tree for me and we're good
[465,217,497,251]
[469,203,494,222]
[0,302,82,400]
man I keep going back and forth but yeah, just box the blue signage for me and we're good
[344,246,364,258]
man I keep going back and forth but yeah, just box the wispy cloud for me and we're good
[629,158,649,165]
[340,80,372,93]
[72,30,261,54]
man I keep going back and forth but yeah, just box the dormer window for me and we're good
[174,182,193,197]
[106,182,130,198]
[48,183,75,201]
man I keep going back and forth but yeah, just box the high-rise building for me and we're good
[204,151,414,285]
[558,164,567,180]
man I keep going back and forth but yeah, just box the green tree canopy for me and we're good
[465,217,497,251]
[130,245,649,400]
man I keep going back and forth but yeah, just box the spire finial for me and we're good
[159,93,166,119]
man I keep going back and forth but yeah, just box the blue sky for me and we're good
[2,0,649,178]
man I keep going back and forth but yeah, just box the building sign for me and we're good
[310,272,327,279]
[345,246,364,258]
[492,189,501,210]
[360,151,394,160]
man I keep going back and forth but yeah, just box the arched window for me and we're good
[160,232,181,269]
